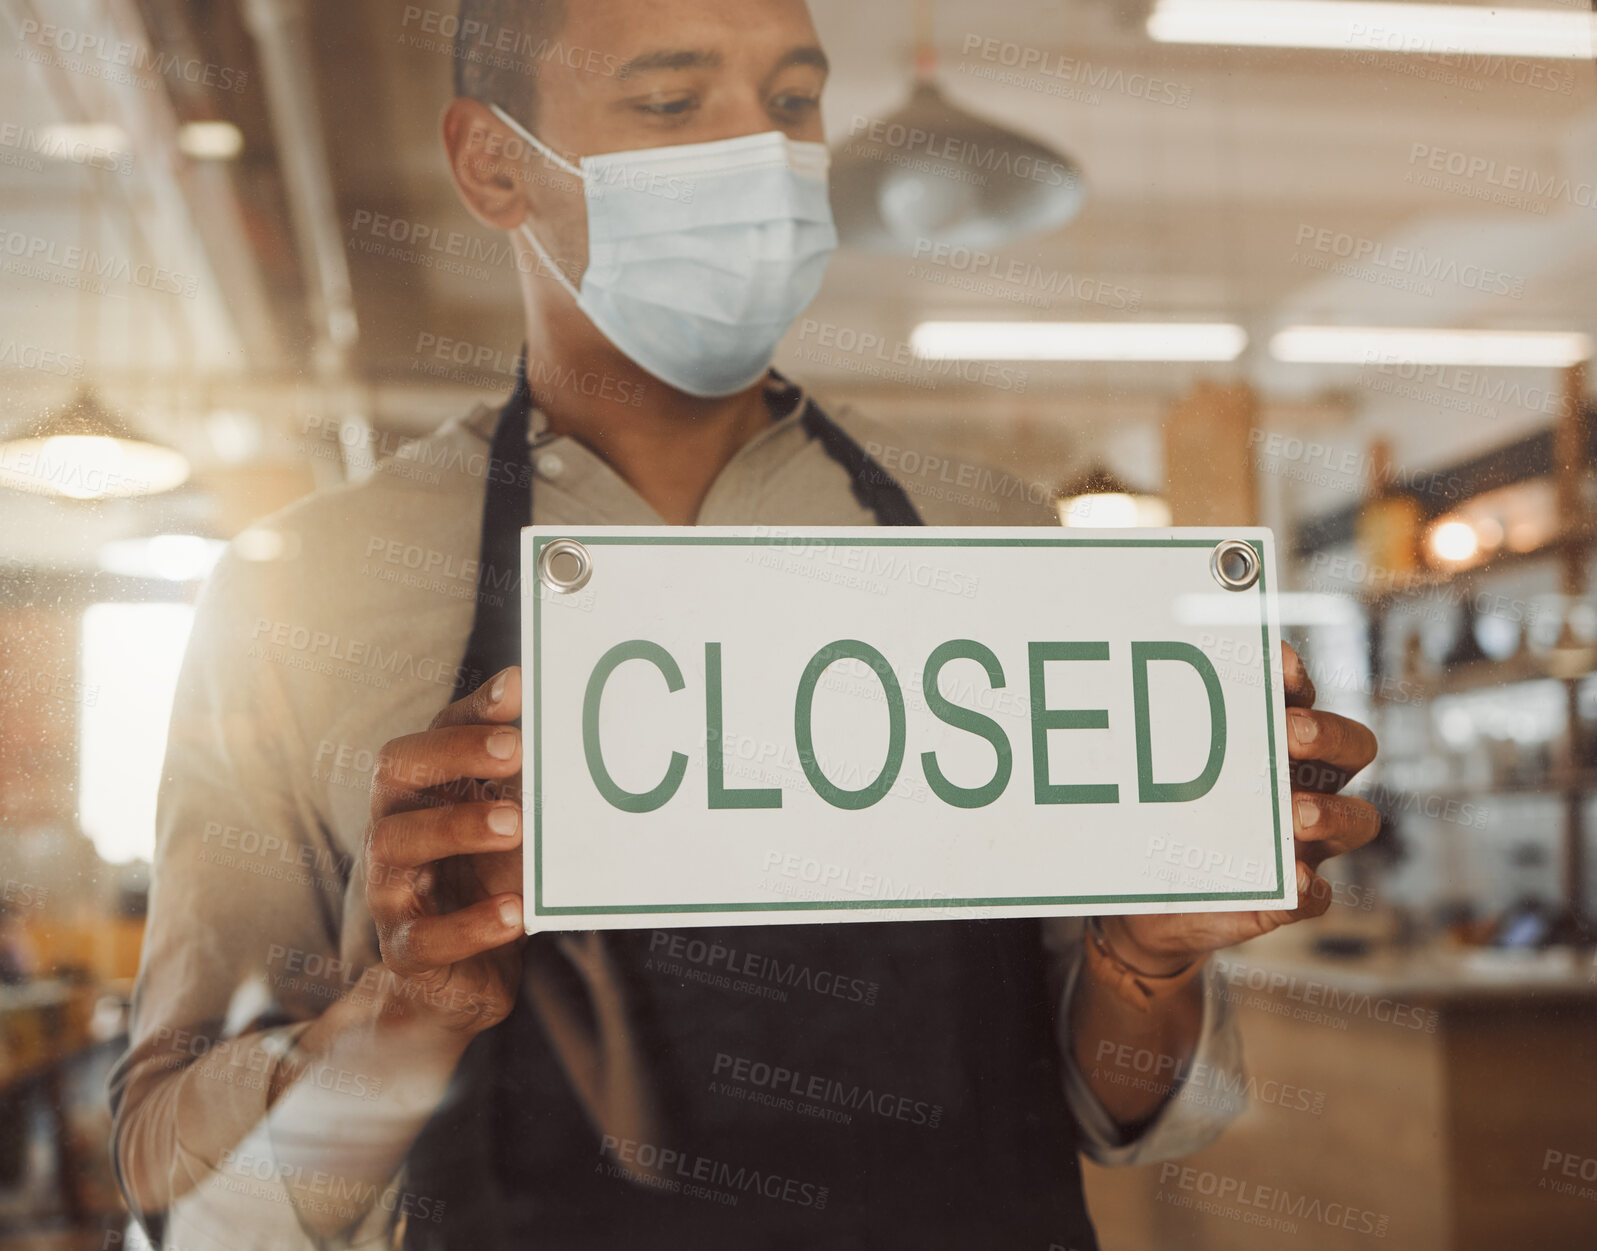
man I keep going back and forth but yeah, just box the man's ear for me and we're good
[442,98,532,231]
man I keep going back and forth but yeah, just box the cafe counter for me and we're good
[1082,932,1597,1251]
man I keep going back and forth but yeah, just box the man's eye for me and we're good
[639,95,696,117]
[771,94,819,119]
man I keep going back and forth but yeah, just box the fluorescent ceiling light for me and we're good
[1148,0,1596,60]
[911,322,1248,362]
[38,123,130,159]
[1271,326,1594,367]
[178,121,244,161]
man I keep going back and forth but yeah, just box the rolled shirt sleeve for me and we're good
[1044,920,1246,1166]
[108,547,399,1249]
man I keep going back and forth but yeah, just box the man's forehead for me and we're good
[560,0,822,65]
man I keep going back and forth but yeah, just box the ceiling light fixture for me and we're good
[1270,326,1594,367]
[1056,466,1172,528]
[1427,518,1480,565]
[1148,0,1596,60]
[829,0,1085,254]
[912,321,1248,362]
[38,122,131,160]
[0,391,191,500]
[177,121,245,161]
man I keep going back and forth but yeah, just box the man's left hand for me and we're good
[1101,642,1382,975]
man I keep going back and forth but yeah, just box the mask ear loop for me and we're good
[519,222,583,303]
[488,103,582,178]
[489,103,586,304]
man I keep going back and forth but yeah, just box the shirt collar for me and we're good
[519,363,811,447]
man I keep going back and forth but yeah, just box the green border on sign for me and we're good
[531,536,1284,916]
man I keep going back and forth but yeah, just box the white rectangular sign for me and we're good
[521,527,1295,932]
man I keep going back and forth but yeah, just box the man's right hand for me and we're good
[366,666,527,1036]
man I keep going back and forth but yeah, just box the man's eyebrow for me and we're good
[617,48,724,79]
[615,45,830,82]
[773,46,830,77]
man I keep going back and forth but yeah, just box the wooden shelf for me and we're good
[1358,374,1596,935]
[1362,524,1594,608]
[1376,775,1597,803]
[1375,651,1597,703]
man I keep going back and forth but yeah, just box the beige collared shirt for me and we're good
[111,381,1243,1249]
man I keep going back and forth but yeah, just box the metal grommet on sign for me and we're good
[539,539,593,594]
[1210,540,1261,592]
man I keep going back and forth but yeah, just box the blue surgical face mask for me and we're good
[490,104,839,399]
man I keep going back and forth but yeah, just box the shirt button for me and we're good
[536,453,564,479]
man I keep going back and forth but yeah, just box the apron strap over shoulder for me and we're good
[452,354,535,703]
[799,398,924,527]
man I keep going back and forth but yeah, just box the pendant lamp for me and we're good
[830,1,1087,254]
[1057,465,1171,528]
[0,390,191,500]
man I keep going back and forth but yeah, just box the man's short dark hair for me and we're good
[454,0,569,126]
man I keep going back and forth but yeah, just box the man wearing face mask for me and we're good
[110,1,1380,1248]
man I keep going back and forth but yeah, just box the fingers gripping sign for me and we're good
[1105,642,1382,967]
[366,667,528,1034]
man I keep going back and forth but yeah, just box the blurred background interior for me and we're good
[0,0,1595,1247]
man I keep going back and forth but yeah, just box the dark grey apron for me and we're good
[404,357,1101,1251]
